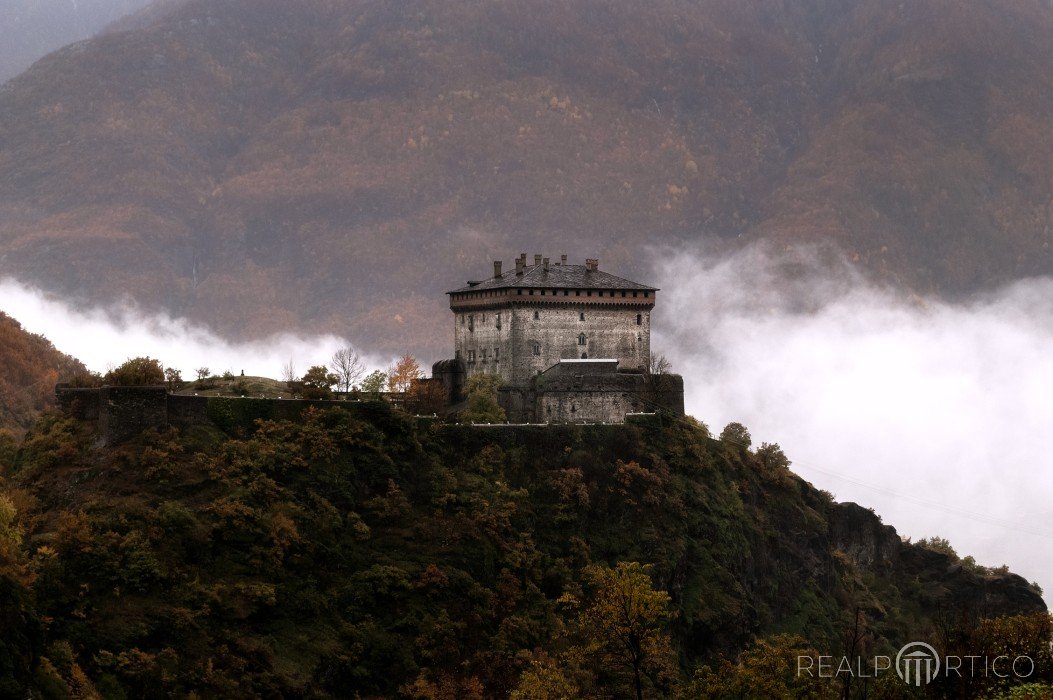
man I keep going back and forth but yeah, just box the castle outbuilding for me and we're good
[438,254,684,423]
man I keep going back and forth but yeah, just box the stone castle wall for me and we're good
[455,304,650,386]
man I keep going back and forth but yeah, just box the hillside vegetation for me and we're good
[0,405,1046,696]
[1,0,1052,357]
[0,312,85,436]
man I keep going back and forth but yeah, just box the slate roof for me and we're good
[448,264,657,294]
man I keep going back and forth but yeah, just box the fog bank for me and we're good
[653,243,1053,595]
[0,278,390,379]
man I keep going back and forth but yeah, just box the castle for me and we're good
[55,253,683,443]
[434,254,684,423]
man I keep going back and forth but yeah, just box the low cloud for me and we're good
[0,277,391,380]
[653,243,1053,595]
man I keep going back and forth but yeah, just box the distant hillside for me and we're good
[0,312,85,435]
[0,0,158,83]
[0,407,1046,696]
[1,0,1052,357]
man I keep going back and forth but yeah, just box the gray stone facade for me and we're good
[444,254,684,423]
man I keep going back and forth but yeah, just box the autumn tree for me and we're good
[164,368,182,391]
[460,374,505,424]
[301,366,338,400]
[573,562,676,700]
[330,346,365,393]
[687,634,836,698]
[104,357,165,386]
[388,355,422,394]
[360,370,387,398]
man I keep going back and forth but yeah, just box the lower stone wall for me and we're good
[98,386,169,445]
[56,387,408,445]
[494,370,685,424]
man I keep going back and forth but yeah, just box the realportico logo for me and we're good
[798,641,1035,686]
[896,642,940,686]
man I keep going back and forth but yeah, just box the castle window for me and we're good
[529,289,534,295]
[578,333,587,346]
[468,315,474,332]
[575,290,580,296]
[496,313,501,329]
[633,291,638,297]
[460,314,465,325]
[534,310,540,320]
[581,353,588,359]
[636,314,642,325]
[621,291,626,297]
[481,313,486,322]
[587,291,592,297]
[532,343,541,356]
[644,292,650,298]
[579,312,585,321]
[494,348,499,361]
[563,290,569,296]
[518,289,523,295]
[468,350,476,363]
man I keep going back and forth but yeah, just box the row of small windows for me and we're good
[453,289,651,300]
[459,348,500,364]
[462,311,643,326]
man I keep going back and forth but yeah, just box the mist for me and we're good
[0,277,391,380]
[652,243,1053,596]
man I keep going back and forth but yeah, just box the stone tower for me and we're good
[447,254,656,387]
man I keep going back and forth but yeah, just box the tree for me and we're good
[360,370,387,397]
[460,374,505,423]
[195,367,210,381]
[301,366,338,400]
[388,355,422,394]
[574,562,676,700]
[281,359,297,386]
[719,422,752,449]
[330,346,365,393]
[648,353,671,376]
[164,368,182,391]
[104,357,165,386]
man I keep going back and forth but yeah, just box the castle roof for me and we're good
[447,264,657,295]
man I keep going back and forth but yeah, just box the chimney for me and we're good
[560,254,567,266]
[494,260,502,278]
[543,257,550,271]
[515,257,525,275]
[585,258,598,272]
[534,254,542,266]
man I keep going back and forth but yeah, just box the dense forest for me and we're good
[0,312,85,437]
[0,402,1047,697]
[1,0,1052,357]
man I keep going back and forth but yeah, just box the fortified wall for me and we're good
[55,385,402,446]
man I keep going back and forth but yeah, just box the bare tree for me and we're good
[330,346,365,393]
[195,367,210,380]
[281,359,297,385]
[649,353,671,376]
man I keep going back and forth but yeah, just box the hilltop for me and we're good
[0,0,1052,358]
[0,405,1046,696]
[0,311,85,436]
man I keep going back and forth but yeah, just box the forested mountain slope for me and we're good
[0,406,1045,696]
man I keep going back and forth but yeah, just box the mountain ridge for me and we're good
[1,0,1051,358]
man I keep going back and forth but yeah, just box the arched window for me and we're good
[532,343,541,356]
[579,312,585,321]
[636,313,642,325]
[581,353,588,359]
[534,310,540,320]
[578,333,587,346]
